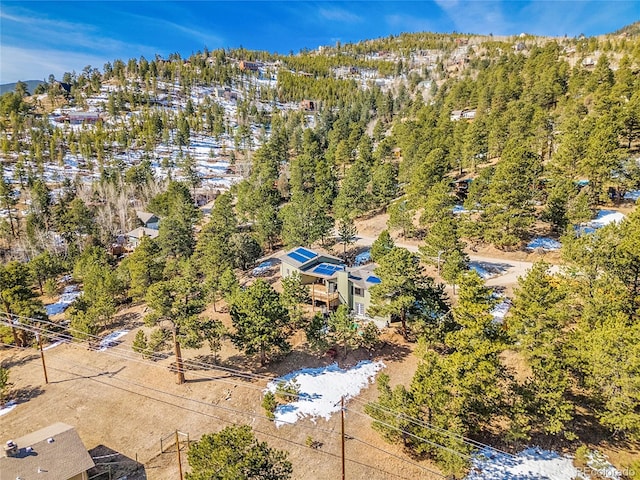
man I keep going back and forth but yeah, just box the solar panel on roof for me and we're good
[295,247,318,260]
[366,276,382,284]
[311,263,345,276]
[287,251,308,263]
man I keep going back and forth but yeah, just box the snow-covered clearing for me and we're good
[469,261,511,280]
[624,190,640,201]
[469,262,495,279]
[265,361,385,427]
[466,447,587,480]
[45,285,81,316]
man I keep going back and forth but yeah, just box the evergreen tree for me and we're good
[186,425,292,480]
[369,247,446,339]
[280,271,310,329]
[370,230,395,262]
[145,260,206,384]
[230,279,290,365]
[509,262,573,436]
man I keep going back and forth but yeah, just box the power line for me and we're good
[2,319,270,392]
[345,408,473,460]
[3,316,490,465]
[1,341,442,479]
[351,398,516,459]
[7,313,277,383]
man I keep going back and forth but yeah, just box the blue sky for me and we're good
[1,1,638,84]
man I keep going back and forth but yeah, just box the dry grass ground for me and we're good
[0,301,444,480]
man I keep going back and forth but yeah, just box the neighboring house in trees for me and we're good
[1,422,95,480]
[126,227,159,249]
[280,247,389,327]
[135,211,160,230]
[238,60,259,71]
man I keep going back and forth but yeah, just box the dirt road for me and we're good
[354,234,559,293]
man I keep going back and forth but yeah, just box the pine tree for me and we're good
[230,279,290,365]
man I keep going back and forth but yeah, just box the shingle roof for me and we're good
[135,211,159,225]
[126,227,159,240]
[1,422,95,480]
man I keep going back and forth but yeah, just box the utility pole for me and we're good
[36,333,48,384]
[175,430,183,480]
[341,396,346,480]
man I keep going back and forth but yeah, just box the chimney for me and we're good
[4,440,18,457]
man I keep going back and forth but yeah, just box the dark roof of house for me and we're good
[1,422,95,480]
[135,210,159,225]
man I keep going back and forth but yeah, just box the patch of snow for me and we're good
[585,450,622,480]
[491,300,511,323]
[354,250,371,266]
[453,204,469,214]
[624,190,640,201]
[45,285,81,316]
[43,339,67,351]
[98,330,129,351]
[252,260,273,276]
[581,210,626,233]
[0,400,17,417]
[265,361,385,427]
[527,237,562,251]
[469,262,495,279]
[466,447,588,480]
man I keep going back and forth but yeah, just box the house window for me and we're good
[355,303,365,316]
[354,287,364,296]
[286,269,290,276]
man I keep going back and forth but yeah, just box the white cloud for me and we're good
[318,7,363,23]
[0,7,155,57]
[0,45,111,83]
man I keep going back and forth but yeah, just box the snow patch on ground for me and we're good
[624,190,640,201]
[453,204,469,214]
[469,262,495,279]
[265,361,385,427]
[491,300,511,323]
[98,330,129,351]
[252,260,273,276]
[527,237,562,251]
[0,400,17,417]
[580,210,626,234]
[354,250,371,266]
[466,447,587,480]
[45,285,82,316]
[585,450,622,480]
[43,339,67,351]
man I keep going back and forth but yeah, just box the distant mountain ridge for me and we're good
[0,79,45,95]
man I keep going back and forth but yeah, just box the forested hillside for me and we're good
[1,25,639,478]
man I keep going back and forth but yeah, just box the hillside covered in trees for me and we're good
[1,24,640,478]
